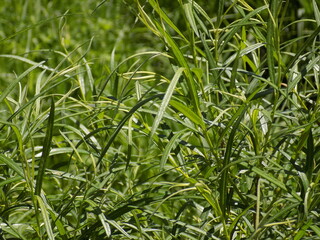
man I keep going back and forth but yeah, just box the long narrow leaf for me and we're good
[148,0,188,42]
[97,94,164,166]
[170,99,205,129]
[160,129,188,169]
[36,196,54,240]
[0,154,24,178]
[220,104,248,217]
[35,98,55,196]
[286,24,320,73]
[252,167,287,191]
[0,61,45,103]
[150,67,184,139]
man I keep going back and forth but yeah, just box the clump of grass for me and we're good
[0,0,320,239]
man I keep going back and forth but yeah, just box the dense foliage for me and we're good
[0,0,320,239]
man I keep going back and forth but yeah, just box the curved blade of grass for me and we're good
[36,195,54,240]
[147,0,188,42]
[187,0,213,27]
[219,5,268,53]
[35,98,55,196]
[160,129,188,170]
[0,60,45,103]
[252,167,287,191]
[0,55,73,79]
[305,128,314,181]
[85,200,112,237]
[288,55,320,92]
[294,219,312,240]
[286,24,320,73]
[170,99,205,129]
[249,202,300,239]
[230,203,256,238]
[218,84,274,217]
[218,83,269,146]
[154,20,201,117]
[106,219,133,239]
[47,208,67,238]
[0,222,28,240]
[310,225,320,237]
[199,32,218,81]
[97,51,166,98]
[99,213,112,237]
[97,94,164,167]
[266,0,279,85]
[194,181,222,218]
[219,103,248,218]
[183,2,199,37]
[0,154,24,178]
[150,67,184,139]
[314,0,320,25]
[0,176,23,187]
[0,73,78,132]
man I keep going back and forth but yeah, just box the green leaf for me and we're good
[0,176,23,187]
[199,32,218,81]
[310,225,320,237]
[155,20,201,116]
[306,128,314,181]
[286,25,320,73]
[252,167,287,191]
[160,129,188,169]
[294,219,312,240]
[97,94,164,166]
[0,154,24,178]
[150,67,184,139]
[220,103,248,217]
[313,0,320,25]
[170,99,205,129]
[183,3,199,37]
[98,213,112,237]
[219,5,268,53]
[36,195,54,240]
[250,203,300,239]
[148,0,188,42]
[35,98,55,196]
[0,60,46,103]
[266,0,279,85]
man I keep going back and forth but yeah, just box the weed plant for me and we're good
[0,0,320,239]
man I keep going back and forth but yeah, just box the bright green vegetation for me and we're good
[0,0,320,239]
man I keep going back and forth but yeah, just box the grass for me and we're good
[0,0,320,239]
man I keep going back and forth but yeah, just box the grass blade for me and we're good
[0,154,24,178]
[160,129,188,169]
[183,2,199,37]
[310,225,320,237]
[219,5,268,53]
[266,0,279,86]
[36,195,54,240]
[219,103,248,217]
[252,167,287,191]
[97,94,164,166]
[294,220,312,240]
[147,0,188,42]
[305,128,314,181]
[150,67,184,139]
[0,61,46,103]
[35,98,55,196]
[170,99,205,129]
[286,24,320,73]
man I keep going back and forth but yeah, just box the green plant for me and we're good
[0,0,319,239]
